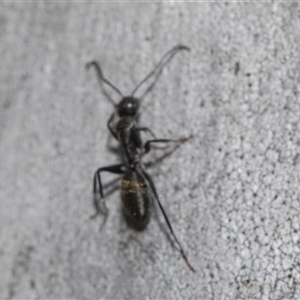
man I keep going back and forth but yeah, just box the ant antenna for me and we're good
[86,61,123,105]
[131,45,190,100]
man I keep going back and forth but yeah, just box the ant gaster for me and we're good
[86,45,195,272]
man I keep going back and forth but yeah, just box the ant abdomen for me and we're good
[121,169,152,231]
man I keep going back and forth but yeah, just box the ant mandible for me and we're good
[86,45,195,272]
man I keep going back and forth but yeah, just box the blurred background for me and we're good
[1,2,300,299]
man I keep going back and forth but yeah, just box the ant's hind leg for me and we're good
[142,170,196,272]
[91,164,125,229]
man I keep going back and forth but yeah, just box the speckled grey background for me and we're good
[1,2,300,299]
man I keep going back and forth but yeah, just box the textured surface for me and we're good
[1,2,300,299]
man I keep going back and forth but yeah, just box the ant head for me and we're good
[117,97,140,117]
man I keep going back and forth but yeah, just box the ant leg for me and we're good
[102,177,121,198]
[144,136,192,169]
[136,127,156,139]
[86,61,123,104]
[131,45,190,99]
[142,170,196,273]
[144,135,193,154]
[91,164,125,229]
[107,111,118,140]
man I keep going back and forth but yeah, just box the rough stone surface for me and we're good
[1,2,300,299]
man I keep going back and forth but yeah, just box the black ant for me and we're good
[86,45,195,272]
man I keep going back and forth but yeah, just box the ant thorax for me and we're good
[116,115,136,133]
[116,116,143,165]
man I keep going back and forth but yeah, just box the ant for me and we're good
[86,45,195,272]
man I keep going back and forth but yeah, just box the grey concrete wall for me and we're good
[1,2,300,299]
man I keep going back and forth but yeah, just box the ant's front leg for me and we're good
[92,164,125,229]
[107,111,118,140]
[144,135,193,154]
[136,127,156,139]
[143,135,193,168]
